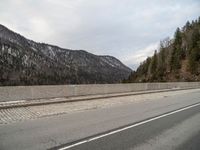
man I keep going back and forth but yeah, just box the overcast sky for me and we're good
[1,0,200,69]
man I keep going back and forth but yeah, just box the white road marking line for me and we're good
[58,102,200,150]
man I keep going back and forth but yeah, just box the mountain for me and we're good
[124,17,200,83]
[0,24,132,86]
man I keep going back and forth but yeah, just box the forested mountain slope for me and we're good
[0,24,132,86]
[125,17,200,82]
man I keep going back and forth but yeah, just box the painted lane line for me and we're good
[58,102,200,150]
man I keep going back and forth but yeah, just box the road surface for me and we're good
[56,103,200,150]
[0,89,200,150]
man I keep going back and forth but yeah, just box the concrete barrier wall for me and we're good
[1,82,200,102]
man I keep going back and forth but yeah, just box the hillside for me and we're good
[0,24,132,86]
[124,17,200,82]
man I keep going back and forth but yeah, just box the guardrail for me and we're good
[1,82,200,102]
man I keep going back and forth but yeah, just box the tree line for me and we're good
[124,17,200,82]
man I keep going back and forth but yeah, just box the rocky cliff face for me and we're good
[0,24,132,85]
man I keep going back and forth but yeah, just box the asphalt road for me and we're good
[57,103,200,150]
[0,89,200,150]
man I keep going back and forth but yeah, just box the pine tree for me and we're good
[184,21,191,31]
[157,48,166,78]
[170,28,183,71]
[188,27,200,74]
[189,47,198,74]
[150,50,158,78]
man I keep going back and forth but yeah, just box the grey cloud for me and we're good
[0,0,200,69]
